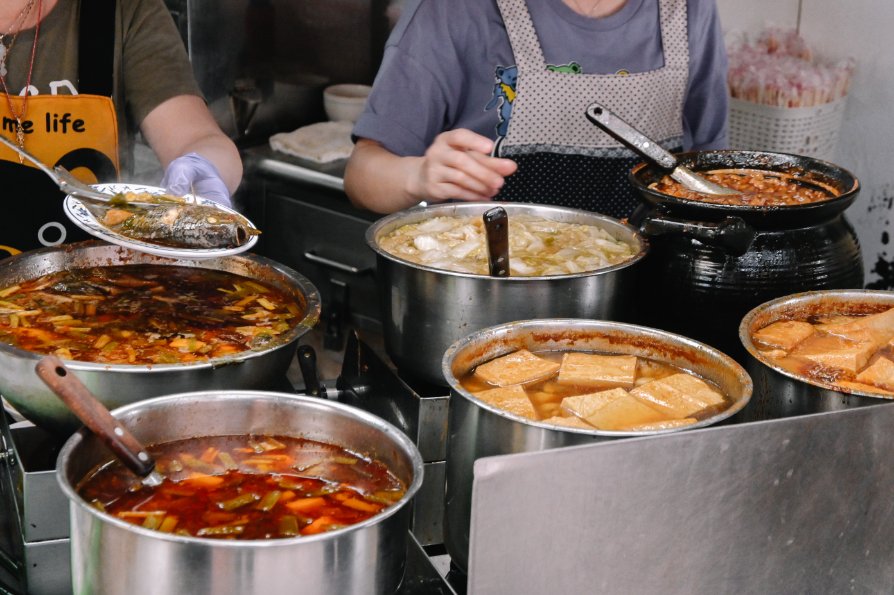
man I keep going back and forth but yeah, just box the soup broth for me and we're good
[459,349,731,432]
[0,264,303,365]
[77,434,406,540]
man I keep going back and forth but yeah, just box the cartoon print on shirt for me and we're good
[485,65,518,137]
[486,63,583,137]
[546,62,582,74]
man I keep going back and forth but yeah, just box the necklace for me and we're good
[0,0,37,78]
[0,0,41,161]
[568,0,607,18]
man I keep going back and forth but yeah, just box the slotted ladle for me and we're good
[585,102,739,197]
[35,355,164,487]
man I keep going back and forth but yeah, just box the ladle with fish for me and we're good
[0,134,261,254]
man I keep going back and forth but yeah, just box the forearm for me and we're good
[172,135,243,194]
[344,140,423,214]
[141,95,243,194]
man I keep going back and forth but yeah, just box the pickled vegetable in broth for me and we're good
[459,349,730,432]
[77,434,406,540]
[0,264,302,364]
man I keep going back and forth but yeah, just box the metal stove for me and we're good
[0,331,457,594]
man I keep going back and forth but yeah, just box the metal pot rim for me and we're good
[442,318,753,436]
[739,289,894,400]
[365,202,649,281]
[56,390,425,548]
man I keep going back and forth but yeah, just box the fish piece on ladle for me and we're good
[90,201,260,250]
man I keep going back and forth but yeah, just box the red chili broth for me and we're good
[76,434,407,540]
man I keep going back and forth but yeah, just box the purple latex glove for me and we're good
[161,152,232,207]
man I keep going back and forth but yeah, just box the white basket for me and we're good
[727,96,847,161]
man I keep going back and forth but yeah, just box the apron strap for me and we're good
[78,0,116,97]
[497,0,548,73]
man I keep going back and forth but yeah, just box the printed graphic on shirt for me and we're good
[0,93,119,182]
[486,62,583,137]
[546,62,582,74]
[485,65,518,137]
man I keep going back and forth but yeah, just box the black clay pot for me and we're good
[629,150,863,362]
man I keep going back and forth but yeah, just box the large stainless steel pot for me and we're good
[57,390,424,595]
[441,319,753,575]
[738,290,894,421]
[366,203,648,385]
[0,241,321,433]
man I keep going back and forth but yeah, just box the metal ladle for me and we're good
[585,102,739,197]
[35,355,164,487]
[483,206,510,277]
[0,134,161,207]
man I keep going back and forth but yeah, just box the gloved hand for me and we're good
[161,152,232,207]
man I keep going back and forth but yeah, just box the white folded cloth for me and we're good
[269,121,355,163]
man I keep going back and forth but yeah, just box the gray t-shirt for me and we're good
[354,0,728,156]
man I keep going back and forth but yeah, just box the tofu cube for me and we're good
[818,307,894,350]
[473,385,537,419]
[540,415,596,430]
[855,356,894,392]
[581,394,666,431]
[557,353,638,389]
[752,320,816,351]
[473,349,560,387]
[792,334,877,374]
[630,373,724,419]
[560,388,628,419]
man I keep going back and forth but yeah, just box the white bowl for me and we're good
[323,84,372,123]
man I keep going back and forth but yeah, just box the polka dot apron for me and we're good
[494,0,689,219]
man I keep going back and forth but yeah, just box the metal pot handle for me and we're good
[637,211,756,256]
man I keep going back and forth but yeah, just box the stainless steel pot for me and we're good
[0,241,321,433]
[366,203,648,385]
[738,290,894,421]
[56,390,424,595]
[441,319,753,575]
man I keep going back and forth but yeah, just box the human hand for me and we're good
[161,152,232,207]
[409,129,518,203]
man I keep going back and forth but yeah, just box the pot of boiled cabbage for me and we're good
[366,202,649,385]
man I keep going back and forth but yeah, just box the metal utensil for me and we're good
[0,134,161,207]
[585,102,739,197]
[483,206,510,277]
[35,355,164,486]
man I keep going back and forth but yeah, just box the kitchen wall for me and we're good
[716,0,894,288]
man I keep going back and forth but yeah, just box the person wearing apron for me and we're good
[345,0,728,217]
[0,0,241,258]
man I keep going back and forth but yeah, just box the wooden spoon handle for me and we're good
[35,355,156,477]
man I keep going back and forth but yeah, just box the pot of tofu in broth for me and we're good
[441,319,753,575]
[739,290,894,421]
[367,202,648,385]
[0,241,320,434]
[57,391,424,595]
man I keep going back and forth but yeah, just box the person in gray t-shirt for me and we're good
[345,0,728,217]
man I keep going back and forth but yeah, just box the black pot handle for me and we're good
[638,211,756,256]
